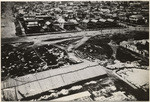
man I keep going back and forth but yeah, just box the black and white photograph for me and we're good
[1,1,149,101]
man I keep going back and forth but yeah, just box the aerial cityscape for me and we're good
[1,1,149,101]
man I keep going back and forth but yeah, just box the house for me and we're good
[96,18,106,28]
[100,7,110,13]
[87,19,97,29]
[118,13,128,21]
[105,18,115,27]
[129,15,145,24]
[57,17,66,29]
[23,19,43,33]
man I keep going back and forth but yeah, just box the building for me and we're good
[129,15,145,24]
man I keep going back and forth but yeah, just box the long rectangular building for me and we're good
[2,61,107,101]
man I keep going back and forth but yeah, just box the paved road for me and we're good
[1,2,16,38]
[2,28,127,44]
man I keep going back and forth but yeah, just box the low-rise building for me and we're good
[129,15,145,23]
